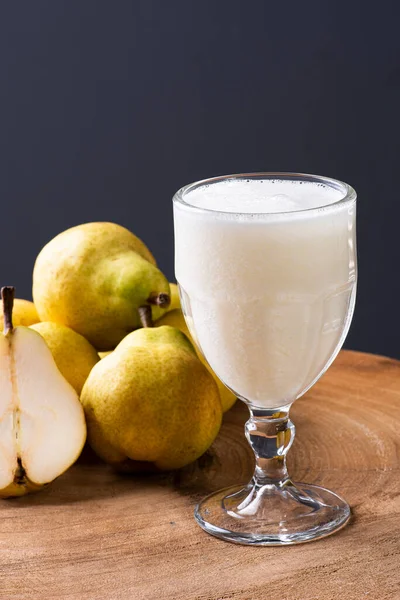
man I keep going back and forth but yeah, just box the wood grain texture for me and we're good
[0,350,399,600]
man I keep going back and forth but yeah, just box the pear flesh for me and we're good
[0,288,86,497]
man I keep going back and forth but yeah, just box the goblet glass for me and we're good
[173,172,357,545]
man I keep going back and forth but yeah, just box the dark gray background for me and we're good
[0,1,399,358]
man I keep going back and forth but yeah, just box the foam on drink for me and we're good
[186,179,343,214]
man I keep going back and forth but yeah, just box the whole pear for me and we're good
[0,298,39,328]
[30,322,99,394]
[156,309,237,413]
[0,287,86,497]
[33,222,170,349]
[81,324,223,471]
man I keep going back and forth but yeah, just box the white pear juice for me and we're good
[174,177,356,409]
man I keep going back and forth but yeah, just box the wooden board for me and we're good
[0,350,399,600]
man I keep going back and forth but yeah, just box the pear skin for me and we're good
[33,222,170,349]
[30,322,99,394]
[168,283,180,312]
[156,310,237,412]
[81,326,223,471]
[0,298,39,328]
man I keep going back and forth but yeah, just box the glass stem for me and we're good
[245,407,295,487]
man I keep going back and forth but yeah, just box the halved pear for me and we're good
[0,287,86,497]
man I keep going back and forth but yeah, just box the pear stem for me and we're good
[147,292,170,309]
[139,292,170,328]
[138,305,154,328]
[1,286,15,334]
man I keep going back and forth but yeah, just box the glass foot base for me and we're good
[194,481,350,546]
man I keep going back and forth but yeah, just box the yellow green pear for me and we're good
[156,309,236,413]
[0,287,86,497]
[30,322,99,395]
[168,283,180,311]
[98,283,180,357]
[0,298,39,328]
[32,222,171,350]
[81,322,223,471]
